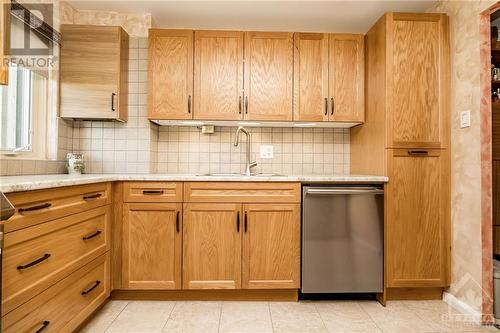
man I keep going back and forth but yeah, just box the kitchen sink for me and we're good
[198,173,286,177]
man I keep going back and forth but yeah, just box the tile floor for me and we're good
[80,300,499,333]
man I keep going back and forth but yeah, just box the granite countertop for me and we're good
[0,173,389,193]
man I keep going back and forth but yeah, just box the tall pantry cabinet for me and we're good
[351,12,450,300]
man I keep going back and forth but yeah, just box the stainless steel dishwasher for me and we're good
[301,185,384,294]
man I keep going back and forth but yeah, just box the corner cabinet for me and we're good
[60,25,129,121]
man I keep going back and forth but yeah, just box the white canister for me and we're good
[66,153,85,174]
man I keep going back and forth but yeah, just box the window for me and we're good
[0,65,48,158]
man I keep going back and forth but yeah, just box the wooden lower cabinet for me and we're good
[386,149,450,288]
[122,203,182,289]
[182,203,242,289]
[242,204,300,289]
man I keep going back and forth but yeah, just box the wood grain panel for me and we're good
[329,34,364,122]
[0,0,9,86]
[293,33,329,121]
[123,182,183,203]
[60,25,128,121]
[242,204,300,289]
[5,182,111,233]
[122,203,182,289]
[183,203,241,289]
[2,253,110,333]
[244,32,293,121]
[183,182,300,203]
[148,29,193,120]
[111,182,123,290]
[386,287,443,300]
[3,205,110,314]
[386,149,450,288]
[194,30,243,120]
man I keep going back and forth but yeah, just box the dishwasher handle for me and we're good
[305,187,384,195]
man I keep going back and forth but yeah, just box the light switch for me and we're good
[260,145,274,159]
[460,110,471,128]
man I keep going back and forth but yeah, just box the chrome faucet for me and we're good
[234,126,257,176]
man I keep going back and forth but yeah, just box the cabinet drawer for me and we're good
[3,205,110,314]
[2,253,110,333]
[123,182,183,202]
[183,182,301,203]
[4,182,111,233]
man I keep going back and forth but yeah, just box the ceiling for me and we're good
[68,0,436,34]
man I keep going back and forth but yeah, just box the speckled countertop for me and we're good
[0,174,388,193]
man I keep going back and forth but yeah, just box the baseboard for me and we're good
[111,289,298,301]
[442,291,482,324]
[386,287,443,300]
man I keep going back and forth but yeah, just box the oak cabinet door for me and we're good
[329,34,364,122]
[122,203,182,289]
[293,33,329,122]
[242,204,300,289]
[148,30,193,120]
[244,32,293,121]
[388,14,449,148]
[386,149,450,288]
[183,203,242,289]
[60,25,128,121]
[194,31,243,120]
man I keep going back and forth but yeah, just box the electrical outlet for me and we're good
[260,145,274,159]
[460,110,471,128]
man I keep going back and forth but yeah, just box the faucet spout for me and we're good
[233,126,257,176]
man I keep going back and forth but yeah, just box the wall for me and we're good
[428,0,496,315]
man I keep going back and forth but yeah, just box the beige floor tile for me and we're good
[162,301,221,333]
[80,300,129,333]
[219,301,273,333]
[269,301,327,333]
[315,301,382,333]
[106,301,175,333]
[359,301,436,333]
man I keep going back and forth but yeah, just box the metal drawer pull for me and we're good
[306,188,384,195]
[17,253,51,270]
[111,93,116,111]
[176,211,180,233]
[407,150,429,156]
[236,211,240,232]
[142,190,164,195]
[35,321,50,333]
[244,211,248,233]
[82,230,102,241]
[188,95,192,113]
[324,98,328,116]
[83,193,102,200]
[239,96,242,114]
[18,203,51,213]
[81,280,101,295]
[245,96,249,114]
[331,98,335,115]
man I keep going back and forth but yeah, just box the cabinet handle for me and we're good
[331,98,334,116]
[83,193,102,201]
[111,93,116,111]
[245,96,249,114]
[236,211,240,232]
[188,95,192,114]
[324,98,328,116]
[244,211,248,233]
[176,211,180,233]
[407,150,429,156]
[81,280,101,295]
[35,321,50,333]
[17,253,51,270]
[18,202,51,213]
[142,190,164,195]
[239,96,242,114]
[82,230,102,241]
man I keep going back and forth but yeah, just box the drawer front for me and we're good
[183,182,301,203]
[4,182,111,233]
[3,205,110,314]
[2,253,110,333]
[123,182,183,203]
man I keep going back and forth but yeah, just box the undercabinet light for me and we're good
[181,121,204,126]
[294,123,317,127]
[238,122,261,126]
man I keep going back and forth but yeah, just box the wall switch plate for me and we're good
[460,110,471,128]
[201,125,214,134]
[260,145,274,159]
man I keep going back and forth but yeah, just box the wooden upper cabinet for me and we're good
[0,0,9,86]
[329,34,364,122]
[244,32,293,121]
[60,25,128,121]
[386,149,450,288]
[183,203,242,289]
[293,33,329,122]
[148,30,193,120]
[387,13,449,148]
[242,204,300,289]
[194,31,244,120]
[122,203,182,289]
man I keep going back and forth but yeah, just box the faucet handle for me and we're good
[249,161,258,168]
